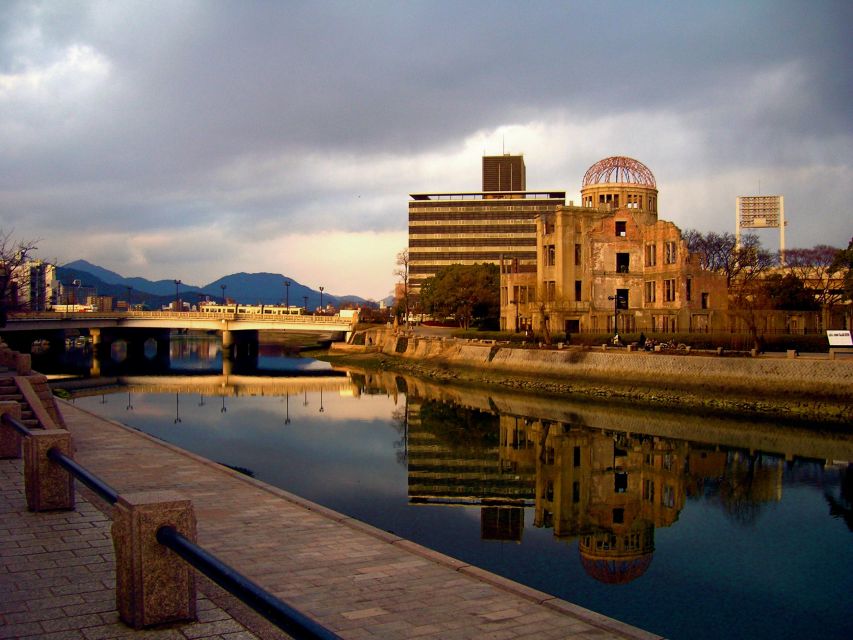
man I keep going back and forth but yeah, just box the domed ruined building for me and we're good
[500,155,728,336]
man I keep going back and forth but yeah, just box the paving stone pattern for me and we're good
[0,457,264,640]
[4,402,662,639]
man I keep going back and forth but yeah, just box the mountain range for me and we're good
[58,260,376,309]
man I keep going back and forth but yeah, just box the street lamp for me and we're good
[284,279,290,310]
[303,295,308,312]
[126,286,132,311]
[607,294,623,337]
[220,284,226,305]
[174,279,182,312]
[510,299,519,333]
[319,286,324,313]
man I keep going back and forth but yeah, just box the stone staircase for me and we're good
[0,376,39,430]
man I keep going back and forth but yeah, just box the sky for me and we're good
[1,1,851,301]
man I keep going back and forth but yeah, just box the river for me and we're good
[41,336,853,640]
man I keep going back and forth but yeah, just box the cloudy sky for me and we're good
[1,1,851,300]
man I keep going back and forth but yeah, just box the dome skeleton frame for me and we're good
[582,156,657,188]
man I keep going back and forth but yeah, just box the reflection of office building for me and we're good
[407,400,535,541]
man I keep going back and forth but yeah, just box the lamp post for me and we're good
[303,295,308,312]
[126,286,132,311]
[220,284,226,305]
[607,294,623,337]
[284,279,290,310]
[174,279,182,312]
[319,286,324,313]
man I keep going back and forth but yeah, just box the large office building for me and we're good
[408,155,565,292]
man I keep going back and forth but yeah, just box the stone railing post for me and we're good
[0,402,23,458]
[16,352,31,375]
[112,491,197,628]
[23,429,75,511]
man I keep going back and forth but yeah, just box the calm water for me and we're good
[54,338,852,640]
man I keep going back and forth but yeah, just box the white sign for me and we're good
[826,330,853,346]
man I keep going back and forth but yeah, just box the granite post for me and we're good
[112,491,197,628]
[23,429,75,511]
[0,401,23,459]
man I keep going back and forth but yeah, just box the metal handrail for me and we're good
[1,412,32,437]
[47,447,120,505]
[156,526,342,640]
[0,413,340,639]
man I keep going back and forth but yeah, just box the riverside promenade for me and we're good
[2,401,661,640]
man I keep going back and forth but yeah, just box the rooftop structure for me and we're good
[482,154,526,191]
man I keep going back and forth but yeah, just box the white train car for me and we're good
[199,303,305,316]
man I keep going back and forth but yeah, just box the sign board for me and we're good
[737,195,783,229]
[826,330,853,346]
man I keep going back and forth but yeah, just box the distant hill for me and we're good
[59,261,374,310]
[63,260,198,297]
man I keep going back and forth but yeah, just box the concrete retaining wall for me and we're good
[356,328,852,398]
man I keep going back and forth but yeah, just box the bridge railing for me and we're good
[0,410,341,639]
[8,310,355,325]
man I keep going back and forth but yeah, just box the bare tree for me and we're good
[784,244,843,307]
[393,248,410,326]
[0,230,40,326]
[684,230,775,288]
[685,230,776,349]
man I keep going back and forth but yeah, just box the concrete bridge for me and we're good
[0,310,357,359]
[2,309,356,333]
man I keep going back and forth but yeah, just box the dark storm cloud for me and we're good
[1,0,850,288]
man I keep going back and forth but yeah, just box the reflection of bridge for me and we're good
[67,374,358,398]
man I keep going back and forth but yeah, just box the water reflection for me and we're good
[402,398,797,584]
[66,342,852,640]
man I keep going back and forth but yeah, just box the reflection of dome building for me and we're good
[578,520,655,585]
[580,156,658,217]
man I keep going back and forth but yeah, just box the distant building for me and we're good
[9,260,56,311]
[408,154,564,293]
[501,156,729,335]
[87,295,114,312]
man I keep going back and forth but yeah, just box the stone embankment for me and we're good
[331,328,853,423]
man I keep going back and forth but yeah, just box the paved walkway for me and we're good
[0,457,272,640]
[3,402,661,640]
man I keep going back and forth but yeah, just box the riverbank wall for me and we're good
[333,328,853,423]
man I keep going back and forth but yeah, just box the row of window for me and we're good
[540,243,677,273]
[581,194,657,210]
[410,237,537,247]
[644,279,678,303]
[644,241,678,266]
[409,204,558,214]
[409,224,536,235]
